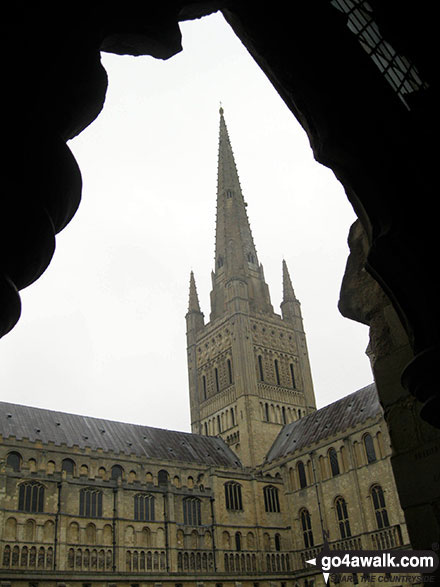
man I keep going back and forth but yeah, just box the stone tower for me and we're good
[186,108,316,467]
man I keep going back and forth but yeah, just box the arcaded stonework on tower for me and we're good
[0,111,411,586]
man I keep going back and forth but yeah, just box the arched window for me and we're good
[235,531,242,551]
[335,497,351,539]
[371,484,390,529]
[18,481,44,513]
[290,363,296,388]
[300,509,314,548]
[214,367,220,392]
[111,465,124,481]
[183,497,202,525]
[282,406,287,424]
[217,256,224,268]
[158,469,169,485]
[227,359,233,384]
[364,433,377,463]
[329,448,340,477]
[263,486,280,513]
[79,488,103,518]
[274,533,281,551]
[62,458,76,476]
[202,375,207,400]
[134,494,155,522]
[6,451,22,472]
[258,355,264,381]
[297,461,307,489]
[274,359,281,385]
[224,481,243,511]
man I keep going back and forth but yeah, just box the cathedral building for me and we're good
[0,110,410,586]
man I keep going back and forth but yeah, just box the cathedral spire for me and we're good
[215,106,258,278]
[210,107,273,319]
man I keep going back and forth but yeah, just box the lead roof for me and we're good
[0,401,242,468]
[265,383,381,464]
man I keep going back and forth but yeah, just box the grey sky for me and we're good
[0,13,372,432]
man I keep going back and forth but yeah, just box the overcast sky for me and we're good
[0,12,372,432]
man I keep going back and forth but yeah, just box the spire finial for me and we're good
[219,101,224,116]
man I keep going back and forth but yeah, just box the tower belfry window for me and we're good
[258,355,264,381]
[227,359,233,384]
[274,359,281,385]
[290,364,296,388]
[215,367,220,393]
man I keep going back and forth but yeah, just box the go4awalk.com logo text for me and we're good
[306,542,439,584]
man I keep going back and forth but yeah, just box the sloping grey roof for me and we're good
[0,401,242,468]
[265,383,381,464]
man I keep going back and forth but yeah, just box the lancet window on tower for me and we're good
[214,368,220,393]
[258,355,264,381]
[274,359,281,386]
[290,363,296,389]
[227,359,233,385]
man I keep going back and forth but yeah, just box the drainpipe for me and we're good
[163,491,169,572]
[53,481,62,570]
[112,486,118,572]
[310,451,328,543]
[210,495,217,572]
